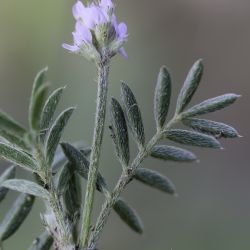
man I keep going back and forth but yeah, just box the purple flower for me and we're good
[62,0,128,61]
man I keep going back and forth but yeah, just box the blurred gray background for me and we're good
[0,0,249,249]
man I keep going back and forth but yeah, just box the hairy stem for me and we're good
[87,116,180,249]
[80,60,110,249]
[48,187,74,249]
[35,145,73,249]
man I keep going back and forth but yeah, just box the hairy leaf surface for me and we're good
[164,129,222,148]
[45,107,75,166]
[114,198,143,234]
[121,82,145,147]
[0,110,26,137]
[0,143,37,172]
[154,66,172,129]
[135,168,176,194]
[61,142,107,193]
[176,60,203,114]
[109,98,130,166]
[40,87,65,140]
[28,231,53,250]
[0,179,49,199]
[183,118,240,138]
[0,193,34,241]
[151,145,197,162]
[0,166,16,202]
[182,94,240,117]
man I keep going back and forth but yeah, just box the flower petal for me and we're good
[118,22,128,39]
[75,21,92,44]
[62,43,79,53]
[100,0,114,10]
[111,14,118,32]
[89,6,107,25]
[72,1,85,20]
[119,47,128,59]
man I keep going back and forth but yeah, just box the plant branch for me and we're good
[80,59,110,249]
[87,115,180,249]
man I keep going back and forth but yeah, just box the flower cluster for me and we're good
[63,0,128,62]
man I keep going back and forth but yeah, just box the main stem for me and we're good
[80,60,110,249]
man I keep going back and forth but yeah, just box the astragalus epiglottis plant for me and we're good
[0,0,241,250]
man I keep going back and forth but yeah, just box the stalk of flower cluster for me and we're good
[87,116,180,249]
[80,58,110,249]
